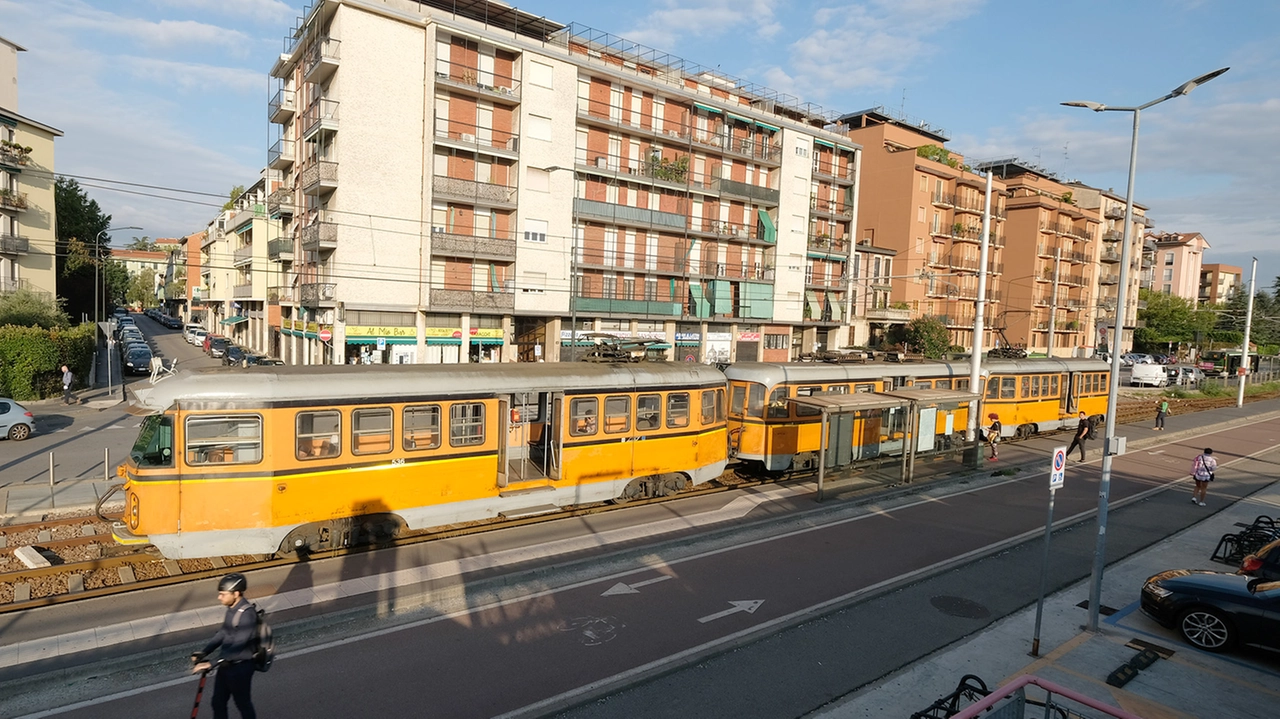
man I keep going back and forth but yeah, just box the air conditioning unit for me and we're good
[432,226,445,234]
[596,156,609,168]
[460,133,476,142]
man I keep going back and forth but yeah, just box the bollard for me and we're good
[48,451,56,509]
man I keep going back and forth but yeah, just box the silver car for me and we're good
[0,397,34,441]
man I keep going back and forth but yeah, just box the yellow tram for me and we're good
[114,364,728,559]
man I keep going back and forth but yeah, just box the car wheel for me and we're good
[1178,607,1235,652]
[8,423,31,441]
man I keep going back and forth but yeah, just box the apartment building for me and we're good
[180,231,205,322]
[0,35,61,302]
[265,0,862,365]
[843,108,1005,350]
[1148,231,1208,303]
[1199,263,1241,305]
[1065,183,1151,356]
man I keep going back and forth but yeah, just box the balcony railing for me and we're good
[303,36,340,84]
[688,218,766,242]
[811,159,856,183]
[0,189,28,212]
[268,237,294,261]
[1102,228,1124,242]
[430,230,517,261]
[268,139,294,170]
[949,255,980,272]
[689,131,783,164]
[810,195,853,217]
[865,307,911,322]
[0,143,31,168]
[267,188,294,217]
[432,175,517,207]
[0,233,30,255]
[1099,273,1120,285]
[572,198,686,230]
[268,285,294,302]
[0,277,47,298]
[301,160,338,195]
[299,220,338,252]
[1104,206,1126,220]
[931,191,954,207]
[433,117,519,154]
[269,88,296,124]
[232,283,254,299]
[300,282,337,306]
[434,59,521,103]
[714,177,780,205]
[1099,249,1121,263]
[807,235,850,255]
[301,98,339,140]
[233,244,254,266]
[429,287,515,312]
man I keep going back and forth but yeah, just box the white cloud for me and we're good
[121,57,266,95]
[625,0,783,48]
[17,0,253,53]
[152,0,297,24]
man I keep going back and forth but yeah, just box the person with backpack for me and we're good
[1154,399,1169,430]
[1190,447,1217,506]
[984,412,1001,460]
[1066,411,1090,462]
[192,573,259,719]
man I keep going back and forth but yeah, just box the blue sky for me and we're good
[3,0,1277,286]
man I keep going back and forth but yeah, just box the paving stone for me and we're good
[13,584,30,602]
[162,559,181,577]
[67,574,84,594]
[36,530,51,542]
[118,566,136,584]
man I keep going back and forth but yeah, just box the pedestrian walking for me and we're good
[1190,447,1217,506]
[1066,411,1089,462]
[191,573,258,719]
[984,412,1001,460]
[1154,399,1169,430]
[61,365,74,405]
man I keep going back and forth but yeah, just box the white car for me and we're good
[189,328,208,346]
[1130,362,1168,387]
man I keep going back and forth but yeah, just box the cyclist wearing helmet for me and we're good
[191,573,258,719]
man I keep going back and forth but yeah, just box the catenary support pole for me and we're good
[1237,257,1257,407]
[1047,249,1060,357]
[966,170,993,442]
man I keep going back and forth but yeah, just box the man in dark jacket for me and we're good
[192,573,258,719]
[1066,411,1089,461]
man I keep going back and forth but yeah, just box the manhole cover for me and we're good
[930,595,991,619]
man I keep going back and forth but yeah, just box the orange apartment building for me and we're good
[1199,263,1241,305]
[842,107,1005,349]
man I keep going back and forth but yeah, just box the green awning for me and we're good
[693,102,722,115]
[645,343,672,350]
[836,144,856,154]
[757,210,777,243]
[740,282,774,319]
[689,283,710,318]
[220,316,248,325]
[345,337,418,345]
[830,294,845,322]
[755,121,781,133]
[426,338,461,345]
[726,112,752,125]
[805,291,822,320]
[471,337,504,345]
[708,280,733,316]
[813,138,835,149]
[675,340,701,346]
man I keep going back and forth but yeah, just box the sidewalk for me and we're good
[817,475,1280,718]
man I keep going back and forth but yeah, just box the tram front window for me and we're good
[131,414,173,467]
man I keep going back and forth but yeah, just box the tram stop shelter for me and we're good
[792,388,981,501]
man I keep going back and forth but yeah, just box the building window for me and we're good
[530,60,554,88]
[764,333,788,350]
[524,218,548,243]
[1163,268,1173,282]
[528,114,552,142]
[1164,251,1174,266]
[1163,283,1172,294]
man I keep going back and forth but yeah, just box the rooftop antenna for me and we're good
[900,88,907,117]
[1033,146,1042,168]
[1062,141,1070,177]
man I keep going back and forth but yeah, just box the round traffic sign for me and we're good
[1053,451,1065,471]
[318,329,332,342]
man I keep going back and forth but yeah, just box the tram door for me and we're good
[1066,373,1081,414]
[506,392,552,482]
[549,393,564,480]
[1057,374,1070,416]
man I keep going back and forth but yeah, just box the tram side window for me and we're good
[570,398,599,437]
[767,386,790,419]
[1051,376,1060,396]
[855,383,875,393]
[986,378,999,399]
[1022,376,1031,398]
[637,394,661,430]
[604,396,631,434]
[935,379,952,390]
[827,384,849,394]
[956,378,969,391]
[794,386,823,417]
[915,380,933,389]
[403,405,442,451]
[187,415,262,466]
[1031,376,1040,398]
[747,384,765,417]
[352,407,393,455]
[1001,377,1017,399]
[450,403,486,446]
[701,391,717,425]
[730,384,747,415]
[667,392,690,428]
[716,388,726,422]
[297,410,341,460]
[132,414,174,467]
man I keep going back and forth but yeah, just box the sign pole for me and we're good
[1032,445,1068,656]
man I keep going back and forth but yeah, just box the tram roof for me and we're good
[130,362,727,412]
[723,358,1110,387]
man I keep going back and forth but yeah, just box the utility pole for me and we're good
[967,170,993,441]
[1237,257,1257,407]
[1047,248,1061,357]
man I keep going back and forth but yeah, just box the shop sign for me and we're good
[347,325,416,338]
[470,328,503,339]
[737,332,761,342]
[675,332,701,342]
[706,332,732,342]
[425,327,505,339]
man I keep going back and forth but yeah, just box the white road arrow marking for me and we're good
[697,600,764,623]
[601,574,673,596]
[79,427,93,432]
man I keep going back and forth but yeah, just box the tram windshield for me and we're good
[131,414,174,467]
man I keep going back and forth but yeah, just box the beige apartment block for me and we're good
[213,179,285,357]
[266,0,862,365]
[1148,231,1208,304]
[1199,263,1241,305]
[1064,183,1151,356]
[843,108,1005,350]
[1,36,61,303]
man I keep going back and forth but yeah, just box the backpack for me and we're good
[252,605,275,672]
[1085,416,1098,440]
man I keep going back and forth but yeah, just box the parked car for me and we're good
[1173,366,1205,386]
[1130,363,1168,387]
[190,329,208,347]
[120,341,149,358]
[1141,569,1280,653]
[0,397,34,441]
[207,336,231,358]
[164,316,183,329]
[248,356,285,366]
[123,347,155,376]
[222,345,248,366]
[1240,538,1280,581]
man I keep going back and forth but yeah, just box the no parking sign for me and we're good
[1050,446,1067,490]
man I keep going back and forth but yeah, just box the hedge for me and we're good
[0,323,96,400]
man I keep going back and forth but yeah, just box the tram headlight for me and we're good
[128,492,140,530]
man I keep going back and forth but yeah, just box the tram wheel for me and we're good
[1015,424,1032,440]
[612,478,648,505]
[656,475,688,497]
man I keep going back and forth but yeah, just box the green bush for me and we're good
[0,323,95,400]
[1198,381,1230,398]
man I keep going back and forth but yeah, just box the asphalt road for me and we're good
[18,411,1280,719]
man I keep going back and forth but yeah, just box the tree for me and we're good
[126,268,159,309]
[125,236,157,251]
[915,144,958,169]
[103,260,131,310]
[901,316,951,358]
[54,177,112,321]
[0,288,70,328]
[223,184,245,211]
[1134,289,1214,351]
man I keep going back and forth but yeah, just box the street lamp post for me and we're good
[94,226,142,323]
[1062,67,1228,632]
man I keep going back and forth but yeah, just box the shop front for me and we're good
[345,325,417,365]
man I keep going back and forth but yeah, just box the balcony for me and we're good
[0,278,47,299]
[300,282,337,307]
[689,131,782,165]
[931,191,954,208]
[1099,249,1121,263]
[811,159,856,184]
[267,188,294,217]
[434,59,521,106]
[865,307,911,323]
[301,160,338,196]
[806,235,850,257]
[429,287,515,313]
[1141,215,1156,228]
[1105,205,1126,220]
[574,297,682,317]
[810,195,853,218]
[1099,273,1119,285]
[301,98,339,141]
[1102,229,1124,242]
[433,176,517,208]
[1141,256,1154,269]
[269,88,296,124]
[433,117,519,158]
[0,189,28,212]
[303,36,340,84]
[233,244,254,267]
[0,233,30,255]
[572,198,685,230]
[268,286,295,303]
[430,230,517,262]
[949,255,980,272]
[926,251,946,268]
[0,142,31,169]
[299,220,338,253]
[953,195,987,214]
[268,237,294,262]
[713,177,780,205]
[268,139,295,171]
[939,315,976,328]
[232,283,254,299]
